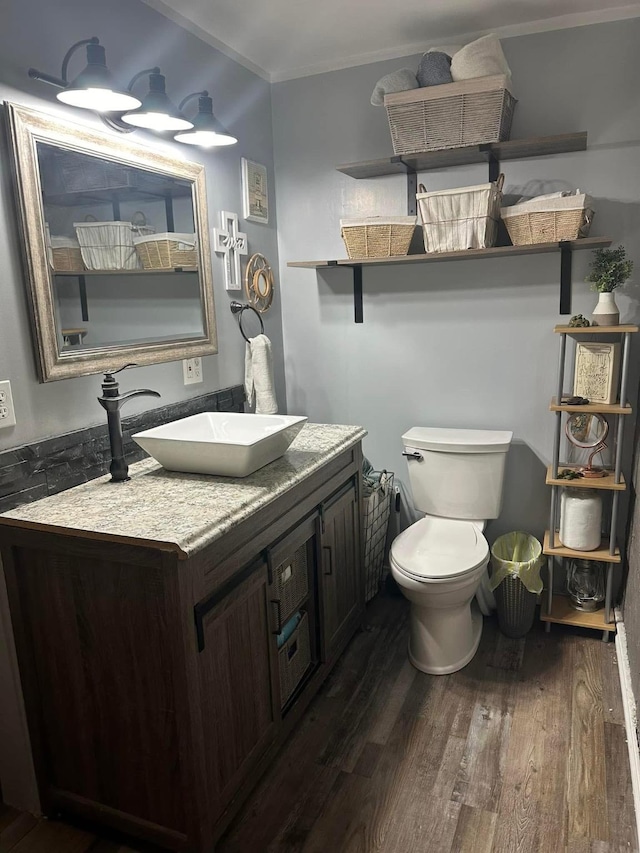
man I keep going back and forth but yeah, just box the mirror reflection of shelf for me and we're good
[52,268,198,276]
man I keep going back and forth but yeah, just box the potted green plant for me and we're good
[586,245,633,326]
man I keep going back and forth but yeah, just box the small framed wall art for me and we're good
[573,342,621,405]
[241,158,268,224]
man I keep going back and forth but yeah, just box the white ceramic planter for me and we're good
[592,291,620,326]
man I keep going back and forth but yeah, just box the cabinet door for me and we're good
[319,479,363,662]
[194,558,278,822]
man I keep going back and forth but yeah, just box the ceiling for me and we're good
[141,0,640,81]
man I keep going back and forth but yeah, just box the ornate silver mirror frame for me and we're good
[5,101,217,381]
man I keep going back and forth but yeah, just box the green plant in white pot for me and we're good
[586,245,633,326]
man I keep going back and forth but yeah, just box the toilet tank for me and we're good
[402,427,513,520]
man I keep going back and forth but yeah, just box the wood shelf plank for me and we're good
[288,237,612,270]
[540,594,613,631]
[554,324,639,335]
[546,466,626,491]
[336,132,588,179]
[543,530,621,563]
[549,397,633,415]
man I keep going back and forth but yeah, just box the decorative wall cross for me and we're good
[213,211,248,291]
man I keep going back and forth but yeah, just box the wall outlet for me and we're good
[0,380,16,428]
[183,357,203,385]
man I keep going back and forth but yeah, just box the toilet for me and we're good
[390,426,513,675]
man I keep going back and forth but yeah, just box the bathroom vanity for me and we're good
[0,423,366,852]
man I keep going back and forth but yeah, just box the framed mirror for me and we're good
[5,101,217,382]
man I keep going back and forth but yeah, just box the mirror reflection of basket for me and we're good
[74,221,154,270]
[501,194,593,245]
[133,233,198,270]
[364,471,394,601]
[48,236,85,272]
[55,152,134,193]
[417,175,504,253]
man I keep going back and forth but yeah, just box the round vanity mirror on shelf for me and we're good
[565,412,609,477]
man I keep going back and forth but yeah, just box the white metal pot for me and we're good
[591,291,620,326]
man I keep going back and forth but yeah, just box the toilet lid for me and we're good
[391,517,489,580]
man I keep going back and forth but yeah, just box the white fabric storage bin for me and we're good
[74,221,140,270]
[417,175,504,253]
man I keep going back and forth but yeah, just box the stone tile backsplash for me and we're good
[0,384,245,513]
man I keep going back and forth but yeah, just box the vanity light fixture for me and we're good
[120,69,193,132]
[174,92,237,147]
[28,37,141,114]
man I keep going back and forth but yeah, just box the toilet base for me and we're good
[407,604,483,675]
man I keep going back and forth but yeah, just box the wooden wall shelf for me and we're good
[336,132,588,180]
[554,324,639,335]
[287,237,612,323]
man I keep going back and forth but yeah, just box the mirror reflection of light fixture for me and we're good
[28,37,141,114]
[120,69,193,132]
[174,92,237,147]
[565,412,609,478]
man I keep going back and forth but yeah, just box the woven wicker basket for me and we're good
[501,194,594,245]
[341,217,416,259]
[278,611,311,708]
[273,541,309,625]
[51,246,84,271]
[384,74,516,156]
[134,233,197,269]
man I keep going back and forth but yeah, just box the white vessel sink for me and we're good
[132,412,308,478]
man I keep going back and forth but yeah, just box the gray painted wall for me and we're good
[272,20,640,551]
[0,0,285,453]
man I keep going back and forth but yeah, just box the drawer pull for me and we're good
[271,598,283,634]
[323,545,333,576]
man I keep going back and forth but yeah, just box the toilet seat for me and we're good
[390,516,489,582]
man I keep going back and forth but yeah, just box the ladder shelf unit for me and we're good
[543,324,638,640]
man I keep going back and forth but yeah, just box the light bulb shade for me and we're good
[174,95,237,146]
[121,72,193,131]
[56,43,141,113]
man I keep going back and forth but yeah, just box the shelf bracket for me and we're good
[479,146,501,183]
[79,274,89,322]
[406,169,417,217]
[560,242,572,315]
[329,261,363,323]
[352,265,363,323]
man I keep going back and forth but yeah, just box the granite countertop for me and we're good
[0,423,367,558]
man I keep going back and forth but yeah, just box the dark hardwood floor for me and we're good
[1,591,636,852]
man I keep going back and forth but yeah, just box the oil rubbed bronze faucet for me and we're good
[97,364,160,483]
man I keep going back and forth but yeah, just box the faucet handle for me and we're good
[103,363,136,382]
[102,363,137,397]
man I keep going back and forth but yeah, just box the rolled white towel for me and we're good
[245,333,278,414]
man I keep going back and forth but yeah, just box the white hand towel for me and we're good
[245,334,278,414]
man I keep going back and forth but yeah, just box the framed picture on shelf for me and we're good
[241,158,268,224]
[573,342,620,405]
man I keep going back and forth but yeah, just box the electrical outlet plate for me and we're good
[183,357,203,385]
[0,380,16,428]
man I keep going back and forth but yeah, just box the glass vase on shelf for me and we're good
[566,559,605,612]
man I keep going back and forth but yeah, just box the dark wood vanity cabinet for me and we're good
[0,442,364,853]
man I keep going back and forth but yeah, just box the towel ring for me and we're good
[230,300,264,343]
